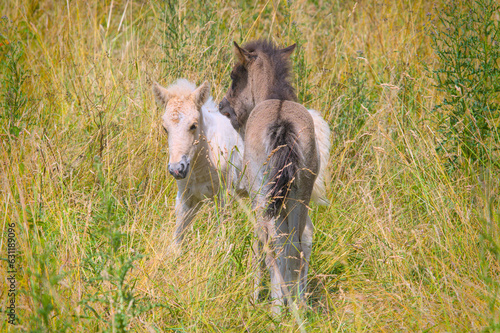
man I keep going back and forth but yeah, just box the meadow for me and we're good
[0,0,499,331]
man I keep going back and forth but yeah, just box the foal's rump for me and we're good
[244,100,320,214]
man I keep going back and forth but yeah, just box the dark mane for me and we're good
[242,39,298,102]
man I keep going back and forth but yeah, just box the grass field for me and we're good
[1,0,499,331]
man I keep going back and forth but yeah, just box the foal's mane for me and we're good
[166,79,196,97]
[161,79,197,121]
[242,39,297,102]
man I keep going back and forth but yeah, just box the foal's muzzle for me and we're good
[168,155,190,179]
[218,98,239,130]
[218,98,231,117]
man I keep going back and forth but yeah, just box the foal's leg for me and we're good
[172,191,201,250]
[265,214,288,314]
[252,206,273,304]
[300,214,313,297]
[252,231,265,303]
[214,184,234,236]
[284,201,311,300]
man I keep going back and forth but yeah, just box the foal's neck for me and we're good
[265,81,297,102]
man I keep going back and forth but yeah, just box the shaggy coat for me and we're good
[153,79,244,249]
[219,40,327,312]
[153,79,330,257]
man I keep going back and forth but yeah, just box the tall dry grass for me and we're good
[0,0,498,331]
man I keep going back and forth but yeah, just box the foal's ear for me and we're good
[192,81,210,108]
[233,41,256,65]
[280,43,296,59]
[152,82,172,107]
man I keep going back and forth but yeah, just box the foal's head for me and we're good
[153,79,210,179]
[219,40,297,131]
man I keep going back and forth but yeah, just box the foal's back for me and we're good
[245,99,319,201]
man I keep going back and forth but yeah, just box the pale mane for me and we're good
[166,78,196,97]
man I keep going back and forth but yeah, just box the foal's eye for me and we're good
[162,126,168,134]
[190,123,198,131]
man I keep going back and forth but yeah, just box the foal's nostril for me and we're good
[219,98,229,111]
[219,99,232,118]
[179,160,190,173]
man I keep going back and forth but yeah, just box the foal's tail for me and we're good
[265,120,302,217]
